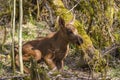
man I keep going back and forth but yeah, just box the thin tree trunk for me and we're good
[11,0,16,73]
[37,0,40,20]
[18,0,24,74]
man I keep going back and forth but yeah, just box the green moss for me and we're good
[51,0,93,48]
[114,33,120,42]
[51,0,107,74]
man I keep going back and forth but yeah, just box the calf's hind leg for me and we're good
[15,54,31,73]
[15,50,41,73]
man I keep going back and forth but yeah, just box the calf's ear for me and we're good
[58,17,65,29]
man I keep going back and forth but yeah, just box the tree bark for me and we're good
[18,0,24,74]
[11,0,16,73]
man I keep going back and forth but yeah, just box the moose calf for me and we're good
[15,17,83,73]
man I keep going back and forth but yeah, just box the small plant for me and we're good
[0,61,3,74]
[109,65,120,79]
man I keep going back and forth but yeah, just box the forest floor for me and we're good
[0,22,120,80]
[0,52,120,80]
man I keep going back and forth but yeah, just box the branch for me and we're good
[102,44,120,56]
[66,0,80,14]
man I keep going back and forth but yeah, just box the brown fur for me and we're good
[15,17,83,73]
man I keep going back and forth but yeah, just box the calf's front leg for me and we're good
[54,60,64,71]
[44,54,57,71]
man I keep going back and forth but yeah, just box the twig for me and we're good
[66,0,80,14]
[102,44,120,56]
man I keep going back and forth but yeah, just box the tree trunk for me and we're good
[11,0,16,73]
[18,0,24,74]
[49,0,106,71]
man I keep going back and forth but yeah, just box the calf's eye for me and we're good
[67,29,73,34]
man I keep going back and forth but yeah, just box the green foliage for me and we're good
[30,57,50,80]
[0,61,3,71]
[114,33,120,42]
[109,65,120,79]
[22,28,36,40]
[21,21,49,41]
[0,61,4,75]
[64,65,69,70]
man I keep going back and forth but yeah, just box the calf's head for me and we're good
[58,16,83,45]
